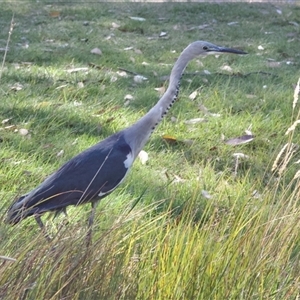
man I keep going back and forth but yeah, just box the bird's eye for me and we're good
[203,46,208,51]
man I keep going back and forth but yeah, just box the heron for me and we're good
[6,41,247,230]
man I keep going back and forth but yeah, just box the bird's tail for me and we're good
[6,194,31,225]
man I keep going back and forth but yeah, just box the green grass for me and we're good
[1,1,300,299]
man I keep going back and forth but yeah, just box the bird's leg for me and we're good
[35,215,44,229]
[35,215,51,242]
[88,201,98,228]
[53,207,68,219]
[86,201,98,246]
[62,209,69,225]
[53,208,69,227]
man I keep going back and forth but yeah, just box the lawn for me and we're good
[1,1,300,299]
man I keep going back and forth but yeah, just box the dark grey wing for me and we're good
[7,132,132,223]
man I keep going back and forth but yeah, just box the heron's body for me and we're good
[7,132,132,224]
[6,41,246,227]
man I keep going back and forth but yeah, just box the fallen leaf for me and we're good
[124,94,134,101]
[209,113,221,117]
[71,139,78,145]
[189,90,198,100]
[220,65,233,72]
[252,190,262,199]
[110,76,118,83]
[77,82,84,88]
[105,35,113,41]
[184,118,207,125]
[289,21,299,27]
[11,160,26,165]
[162,134,193,146]
[55,84,68,90]
[2,118,12,125]
[188,24,210,31]
[154,86,166,95]
[66,67,89,73]
[73,101,82,106]
[50,11,60,18]
[227,21,239,26]
[159,31,168,37]
[124,94,134,106]
[134,75,147,83]
[245,129,253,136]
[10,83,23,91]
[201,190,213,199]
[162,134,178,144]
[90,48,102,55]
[116,71,128,77]
[173,174,185,183]
[129,16,146,22]
[225,135,254,146]
[138,150,148,164]
[4,125,16,131]
[233,152,249,159]
[19,128,29,136]
[57,150,64,157]
[111,22,120,28]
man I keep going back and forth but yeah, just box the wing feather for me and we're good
[7,132,132,223]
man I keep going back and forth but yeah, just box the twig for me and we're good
[118,67,140,76]
[0,255,16,262]
[0,13,14,83]
[242,71,278,77]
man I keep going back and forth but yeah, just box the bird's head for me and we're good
[188,41,247,57]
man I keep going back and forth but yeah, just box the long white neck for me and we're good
[124,43,199,158]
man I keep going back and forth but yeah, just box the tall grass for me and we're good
[2,160,300,299]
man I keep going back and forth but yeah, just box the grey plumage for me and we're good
[6,41,246,228]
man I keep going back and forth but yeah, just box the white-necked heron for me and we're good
[6,41,247,229]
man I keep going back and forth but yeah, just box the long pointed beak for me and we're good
[217,46,247,55]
